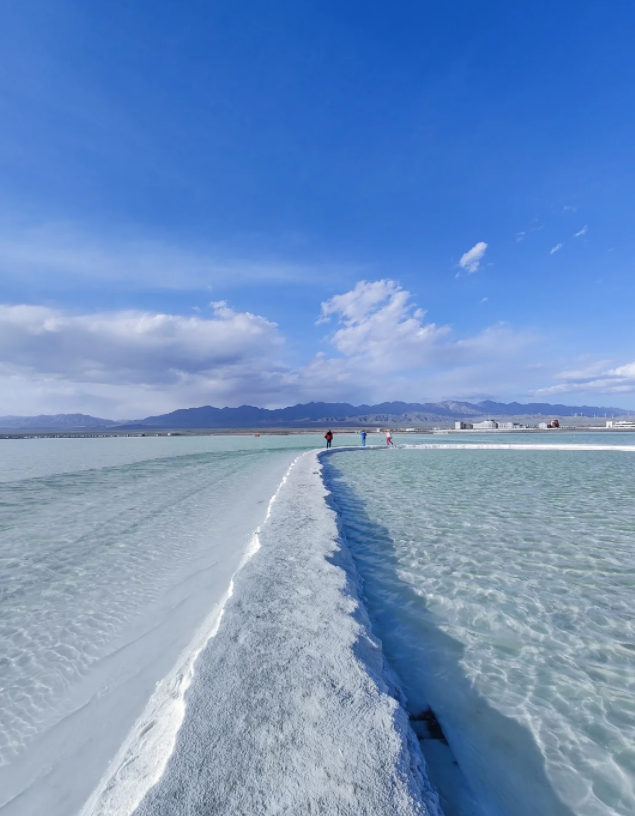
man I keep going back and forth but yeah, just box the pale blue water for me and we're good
[3,431,634,816]
[409,431,635,446]
[0,434,321,815]
[325,440,635,816]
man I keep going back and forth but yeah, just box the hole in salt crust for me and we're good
[410,708,448,743]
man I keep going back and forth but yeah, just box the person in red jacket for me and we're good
[324,430,334,449]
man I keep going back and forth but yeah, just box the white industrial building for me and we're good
[472,419,498,429]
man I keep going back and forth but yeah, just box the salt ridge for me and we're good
[81,449,441,816]
[79,455,301,816]
[79,441,635,816]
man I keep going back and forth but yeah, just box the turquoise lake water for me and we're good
[326,440,635,816]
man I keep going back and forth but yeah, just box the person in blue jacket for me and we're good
[360,430,367,447]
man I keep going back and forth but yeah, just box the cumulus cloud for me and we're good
[574,225,588,237]
[317,280,401,326]
[0,302,293,415]
[0,283,538,416]
[459,242,488,274]
[0,302,282,384]
[317,280,450,368]
[550,243,564,254]
[313,280,534,396]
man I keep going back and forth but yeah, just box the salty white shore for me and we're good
[0,438,308,816]
[22,438,635,815]
[82,449,441,816]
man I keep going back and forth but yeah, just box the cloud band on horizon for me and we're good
[0,281,538,417]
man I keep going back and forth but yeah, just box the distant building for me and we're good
[607,420,635,429]
[454,421,473,430]
[498,422,527,429]
[473,419,498,429]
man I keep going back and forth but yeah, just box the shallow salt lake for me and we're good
[0,434,321,815]
[325,440,635,816]
[2,430,634,816]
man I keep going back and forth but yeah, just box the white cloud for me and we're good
[574,225,588,237]
[318,280,450,368]
[554,360,614,382]
[0,302,282,383]
[480,297,489,303]
[317,279,400,326]
[0,283,538,416]
[459,241,488,274]
[533,359,635,397]
[311,281,535,408]
[0,302,290,416]
[611,361,635,378]
[562,205,577,213]
[550,243,564,254]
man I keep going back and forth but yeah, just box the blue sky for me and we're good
[0,1,634,417]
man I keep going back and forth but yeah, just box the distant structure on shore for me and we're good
[606,419,635,429]
[454,419,559,431]
[455,419,528,430]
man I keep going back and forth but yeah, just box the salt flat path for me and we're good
[0,437,310,816]
[79,439,635,816]
[84,450,441,816]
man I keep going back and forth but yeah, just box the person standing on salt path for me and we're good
[360,430,367,447]
[386,429,394,446]
[324,429,333,449]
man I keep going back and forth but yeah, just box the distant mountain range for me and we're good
[0,401,629,430]
[0,413,119,429]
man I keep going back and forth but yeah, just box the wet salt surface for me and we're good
[4,432,635,816]
[325,445,635,816]
[0,435,320,815]
[122,451,440,816]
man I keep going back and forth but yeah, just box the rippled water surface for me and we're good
[326,443,635,816]
[0,434,320,814]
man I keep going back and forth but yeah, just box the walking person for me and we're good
[386,429,394,447]
[360,430,367,447]
[324,429,333,449]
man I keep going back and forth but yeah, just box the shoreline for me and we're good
[0,441,305,816]
[81,448,442,816]
[2,428,635,441]
[74,442,635,814]
[78,454,302,816]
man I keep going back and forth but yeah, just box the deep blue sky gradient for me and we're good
[0,1,634,414]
